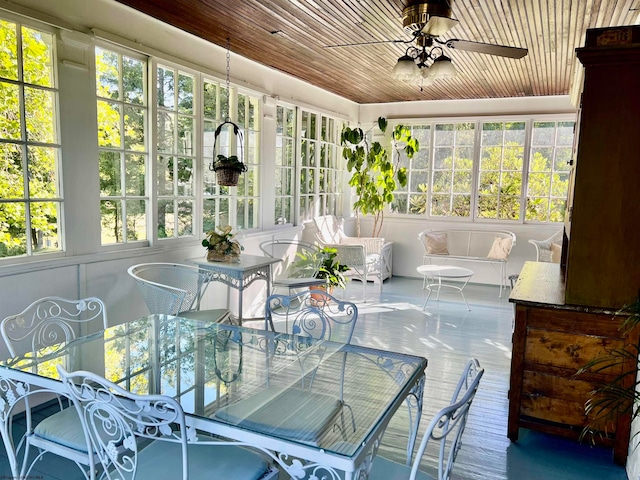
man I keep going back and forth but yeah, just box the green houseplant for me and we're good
[315,246,349,291]
[341,117,419,237]
[292,245,349,292]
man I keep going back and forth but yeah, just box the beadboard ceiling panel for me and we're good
[114,0,640,104]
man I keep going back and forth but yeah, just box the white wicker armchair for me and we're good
[529,230,564,263]
[313,216,392,290]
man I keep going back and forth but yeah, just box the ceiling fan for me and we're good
[325,0,528,85]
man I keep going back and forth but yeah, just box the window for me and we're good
[0,19,61,258]
[526,121,574,222]
[390,117,574,223]
[156,65,196,239]
[432,123,474,217]
[391,125,431,215]
[298,110,343,223]
[275,105,295,225]
[235,92,260,230]
[477,121,525,220]
[202,81,260,232]
[96,46,148,245]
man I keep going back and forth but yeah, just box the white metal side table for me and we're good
[417,264,474,310]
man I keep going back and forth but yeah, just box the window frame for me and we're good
[387,113,576,224]
[95,42,150,247]
[0,16,64,261]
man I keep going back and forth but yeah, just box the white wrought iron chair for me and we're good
[259,239,327,294]
[127,263,230,323]
[313,215,392,289]
[264,290,358,343]
[56,365,279,480]
[369,358,484,480]
[215,292,358,444]
[529,230,564,263]
[0,296,108,479]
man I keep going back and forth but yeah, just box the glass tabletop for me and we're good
[2,314,427,458]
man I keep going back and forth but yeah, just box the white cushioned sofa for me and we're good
[418,229,516,297]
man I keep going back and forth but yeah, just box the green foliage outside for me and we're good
[0,20,60,257]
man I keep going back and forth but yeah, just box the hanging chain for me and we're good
[225,38,231,122]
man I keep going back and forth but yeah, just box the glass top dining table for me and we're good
[1,314,427,480]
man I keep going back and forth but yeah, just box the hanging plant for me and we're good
[208,38,247,187]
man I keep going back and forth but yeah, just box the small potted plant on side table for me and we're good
[202,225,243,262]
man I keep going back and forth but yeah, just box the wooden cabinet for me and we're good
[564,25,640,309]
[509,262,639,465]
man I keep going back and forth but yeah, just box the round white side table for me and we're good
[417,265,474,311]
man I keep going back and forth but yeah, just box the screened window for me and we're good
[0,19,61,258]
[526,121,574,222]
[156,65,196,239]
[275,105,295,225]
[96,46,148,245]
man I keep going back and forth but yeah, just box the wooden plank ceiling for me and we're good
[114,0,639,104]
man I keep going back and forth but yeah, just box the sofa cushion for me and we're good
[425,233,449,255]
[487,236,512,260]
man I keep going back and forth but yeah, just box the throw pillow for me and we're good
[550,242,562,263]
[425,233,449,255]
[487,236,513,260]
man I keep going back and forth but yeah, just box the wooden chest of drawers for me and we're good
[508,262,638,465]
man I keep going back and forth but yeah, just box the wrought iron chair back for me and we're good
[0,296,107,480]
[57,365,277,480]
[370,358,484,480]
[264,290,358,344]
[127,263,212,315]
[1,296,107,358]
[259,239,327,294]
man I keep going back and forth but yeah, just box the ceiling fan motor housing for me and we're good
[402,1,453,34]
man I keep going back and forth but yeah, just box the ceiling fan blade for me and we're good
[323,39,407,48]
[445,39,528,59]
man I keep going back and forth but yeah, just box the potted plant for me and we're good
[202,225,244,262]
[342,116,419,237]
[212,154,248,186]
[314,246,349,293]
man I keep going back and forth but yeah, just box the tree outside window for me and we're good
[0,19,61,258]
[156,64,195,239]
[526,121,574,222]
[96,46,148,245]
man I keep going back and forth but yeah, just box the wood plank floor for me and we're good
[0,277,629,479]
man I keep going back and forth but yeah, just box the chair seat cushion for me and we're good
[33,406,88,453]
[137,440,269,480]
[370,455,433,480]
[214,386,341,443]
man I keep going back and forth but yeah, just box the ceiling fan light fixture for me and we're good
[392,55,420,81]
[413,68,435,87]
[428,54,457,78]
